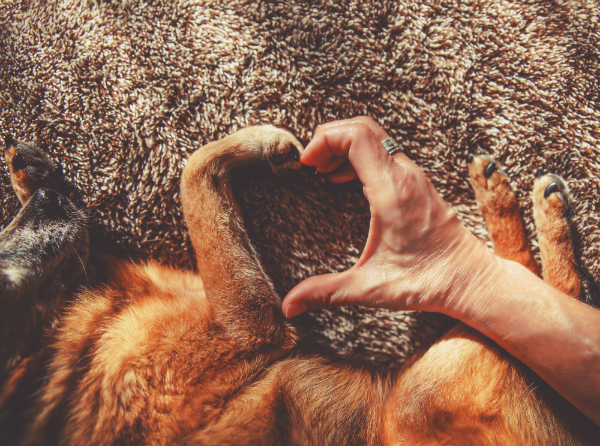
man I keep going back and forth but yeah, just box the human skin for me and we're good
[280,117,600,427]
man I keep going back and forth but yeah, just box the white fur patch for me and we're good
[2,266,26,286]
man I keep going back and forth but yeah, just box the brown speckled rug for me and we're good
[1,0,599,368]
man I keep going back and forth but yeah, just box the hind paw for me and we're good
[533,172,572,219]
[2,136,64,204]
[467,154,511,200]
[532,172,583,299]
[467,154,539,274]
[466,154,518,225]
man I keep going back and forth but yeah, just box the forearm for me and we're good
[281,116,600,426]
[450,258,600,426]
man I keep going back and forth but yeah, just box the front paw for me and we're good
[3,135,66,204]
[257,125,304,176]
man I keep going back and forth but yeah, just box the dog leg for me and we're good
[467,154,540,275]
[181,125,303,353]
[532,172,584,300]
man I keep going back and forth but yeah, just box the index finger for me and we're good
[314,116,391,142]
[300,118,388,169]
[301,123,384,168]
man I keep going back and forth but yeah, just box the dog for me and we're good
[1,127,599,445]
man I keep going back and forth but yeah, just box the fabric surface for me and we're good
[1,0,599,367]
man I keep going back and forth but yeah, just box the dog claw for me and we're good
[269,151,290,166]
[484,161,497,178]
[291,146,300,161]
[269,145,300,167]
[467,154,474,164]
[536,168,547,179]
[541,178,569,206]
[544,181,560,198]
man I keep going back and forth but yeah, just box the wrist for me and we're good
[447,255,558,344]
[435,234,508,320]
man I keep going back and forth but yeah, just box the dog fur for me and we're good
[1,127,599,445]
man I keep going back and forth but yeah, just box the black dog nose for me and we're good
[32,188,64,217]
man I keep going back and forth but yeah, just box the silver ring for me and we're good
[381,138,401,155]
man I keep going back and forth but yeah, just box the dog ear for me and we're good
[4,134,15,148]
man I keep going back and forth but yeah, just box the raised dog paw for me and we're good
[189,125,304,179]
[256,125,304,176]
[2,135,66,204]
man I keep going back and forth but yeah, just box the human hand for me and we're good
[282,117,500,318]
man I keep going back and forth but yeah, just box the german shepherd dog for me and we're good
[1,127,599,445]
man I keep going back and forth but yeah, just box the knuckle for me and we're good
[320,293,333,310]
[356,116,376,126]
[353,122,372,137]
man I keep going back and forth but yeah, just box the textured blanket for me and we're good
[1,0,599,367]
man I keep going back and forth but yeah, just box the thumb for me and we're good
[282,270,357,318]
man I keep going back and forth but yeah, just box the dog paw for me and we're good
[2,135,65,204]
[532,172,584,298]
[467,154,505,188]
[532,171,573,219]
[258,126,304,176]
[466,154,515,212]
[467,154,540,274]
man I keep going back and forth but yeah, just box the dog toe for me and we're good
[533,173,572,218]
[467,154,510,193]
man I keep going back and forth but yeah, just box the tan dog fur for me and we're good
[1,127,598,445]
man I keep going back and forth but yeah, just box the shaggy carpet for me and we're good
[1,0,599,367]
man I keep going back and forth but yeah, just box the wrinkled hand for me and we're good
[282,117,498,318]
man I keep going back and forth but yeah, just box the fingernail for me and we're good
[284,299,308,319]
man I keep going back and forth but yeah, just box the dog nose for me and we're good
[32,188,64,217]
